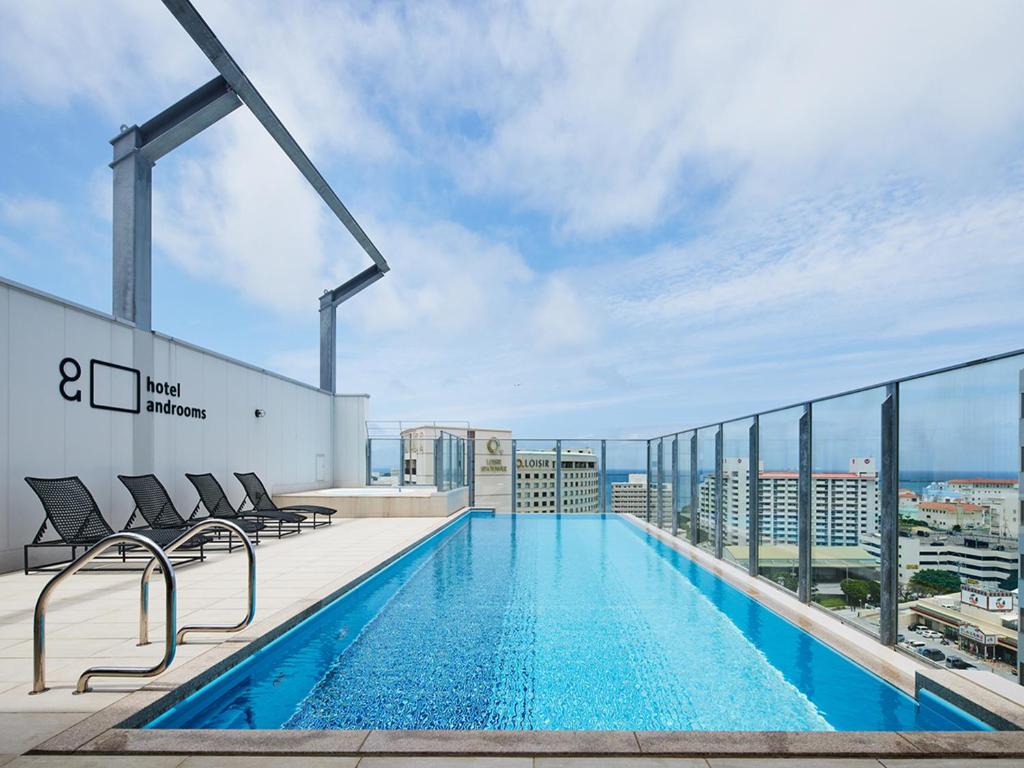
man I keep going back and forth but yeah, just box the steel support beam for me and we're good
[880,383,900,646]
[689,433,699,543]
[599,440,607,515]
[111,128,153,329]
[161,0,388,272]
[138,75,241,163]
[319,264,387,392]
[555,440,563,515]
[798,404,812,602]
[748,416,759,577]
[111,76,241,331]
[671,436,679,536]
[714,425,724,559]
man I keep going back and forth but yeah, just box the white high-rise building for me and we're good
[698,457,880,546]
[612,473,649,515]
[516,448,599,513]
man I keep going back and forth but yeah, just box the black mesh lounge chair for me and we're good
[186,472,302,539]
[23,476,206,574]
[234,472,335,529]
[118,473,264,551]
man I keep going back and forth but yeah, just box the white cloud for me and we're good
[1,0,1023,439]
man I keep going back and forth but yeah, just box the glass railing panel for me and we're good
[810,388,884,635]
[696,426,717,552]
[675,432,693,541]
[722,418,753,569]
[606,440,650,518]
[368,438,402,486]
[898,354,1021,679]
[757,407,802,592]
[558,440,602,514]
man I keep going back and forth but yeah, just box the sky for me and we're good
[1,0,1024,445]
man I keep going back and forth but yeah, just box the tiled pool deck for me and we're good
[0,512,1022,767]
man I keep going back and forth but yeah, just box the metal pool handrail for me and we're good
[138,518,256,646]
[32,532,176,694]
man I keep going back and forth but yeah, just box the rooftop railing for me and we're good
[371,348,1023,682]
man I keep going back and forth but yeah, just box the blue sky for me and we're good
[2,0,1024,445]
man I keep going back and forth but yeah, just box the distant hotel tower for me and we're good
[515,448,599,513]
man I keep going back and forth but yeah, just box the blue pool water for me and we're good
[149,512,988,731]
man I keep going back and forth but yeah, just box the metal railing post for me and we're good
[689,432,699,543]
[555,439,563,514]
[656,438,665,529]
[646,440,652,523]
[879,383,900,646]
[511,439,518,513]
[671,436,679,536]
[398,436,405,487]
[1017,369,1023,682]
[798,404,812,603]
[33,532,176,694]
[365,438,372,486]
[600,440,607,514]
[467,436,475,505]
[748,416,760,576]
[715,424,724,558]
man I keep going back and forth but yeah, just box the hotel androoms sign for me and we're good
[58,356,207,420]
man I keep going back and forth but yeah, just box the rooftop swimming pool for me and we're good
[149,511,988,731]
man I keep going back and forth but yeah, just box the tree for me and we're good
[998,571,1019,590]
[840,578,871,607]
[910,569,961,595]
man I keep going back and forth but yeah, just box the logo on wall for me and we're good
[486,437,502,455]
[59,357,207,420]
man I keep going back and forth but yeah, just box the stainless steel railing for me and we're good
[138,519,256,645]
[32,532,176,694]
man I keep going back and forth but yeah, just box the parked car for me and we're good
[908,639,926,648]
[946,657,975,670]
[919,648,946,662]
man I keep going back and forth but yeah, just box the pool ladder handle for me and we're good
[31,519,256,694]
[138,518,256,646]
[31,533,177,695]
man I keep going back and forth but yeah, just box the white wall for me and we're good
[0,277,366,573]
[334,394,369,487]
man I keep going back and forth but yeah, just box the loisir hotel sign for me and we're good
[59,356,208,419]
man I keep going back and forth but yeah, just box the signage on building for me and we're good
[958,624,997,645]
[960,585,1015,612]
[59,356,207,420]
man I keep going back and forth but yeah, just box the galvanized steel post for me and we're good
[671,436,679,536]
[748,416,759,577]
[555,440,563,515]
[511,439,518,513]
[714,425,724,559]
[880,383,900,646]
[798,404,812,603]
[689,432,699,543]
[600,440,607,514]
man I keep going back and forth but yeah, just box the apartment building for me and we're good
[515,448,599,513]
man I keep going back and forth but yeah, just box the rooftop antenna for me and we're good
[112,0,389,393]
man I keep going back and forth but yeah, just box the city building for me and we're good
[611,473,649,515]
[862,531,1019,588]
[948,478,1020,538]
[698,457,880,547]
[516,448,599,513]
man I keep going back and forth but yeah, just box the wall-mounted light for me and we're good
[254,408,266,418]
